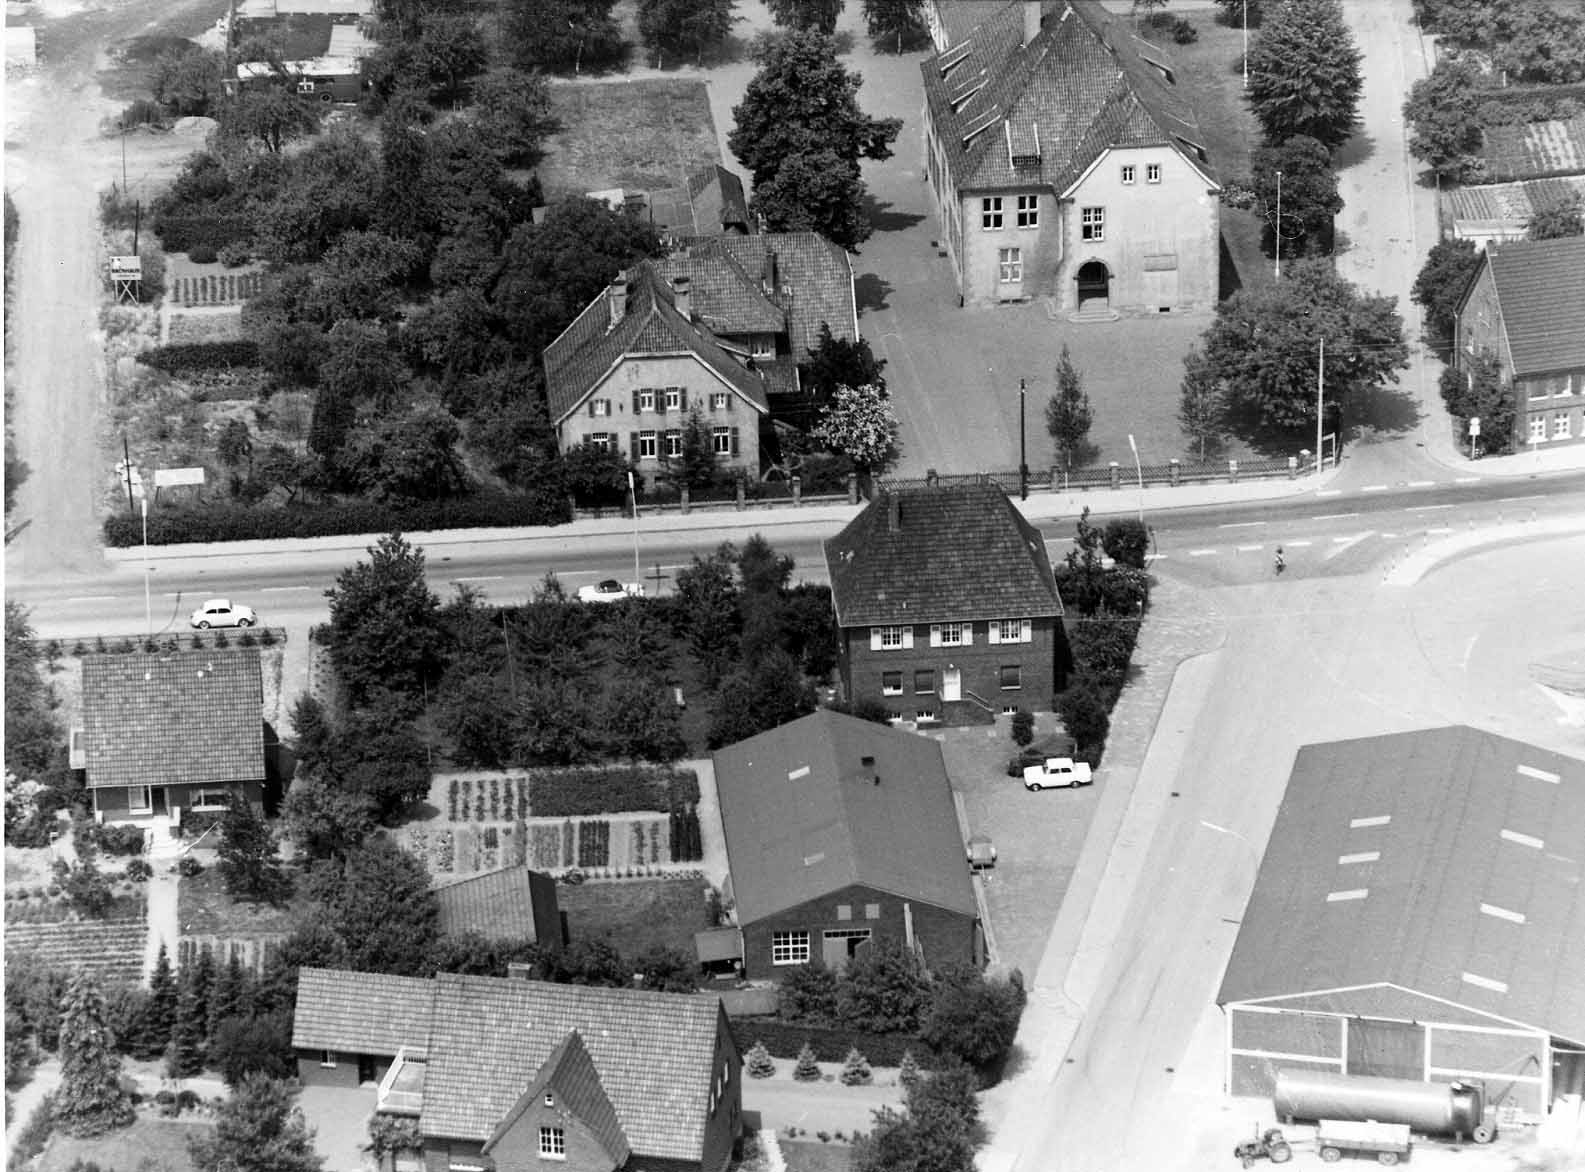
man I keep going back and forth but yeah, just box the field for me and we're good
[557,875,714,955]
[779,1140,855,1172]
[539,79,721,199]
[4,915,147,986]
[38,1116,211,1172]
[176,862,305,937]
[1480,116,1585,182]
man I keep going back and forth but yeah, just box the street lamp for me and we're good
[1018,378,1028,500]
[1274,170,1283,280]
[1126,433,1144,526]
[141,498,152,639]
[1242,0,1249,89]
[1315,337,1326,478]
[627,470,640,587]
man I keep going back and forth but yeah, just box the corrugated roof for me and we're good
[485,1031,631,1166]
[290,967,435,1055]
[1483,236,1585,376]
[921,0,1216,196]
[1443,176,1585,223]
[422,973,725,1159]
[1217,727,1585,1046]
[713,710,978,925]
[823,483,1064,627]
[81,649,265,790]
[433,865,557,943]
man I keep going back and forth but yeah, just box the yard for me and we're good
[175,860,305,938]
[557,875,715,956]
[539,79,722,200]
[1479,115,1585,182]
[779,1139,855,1172]
[37,1116,212,1172]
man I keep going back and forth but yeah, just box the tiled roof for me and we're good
[291,967,435,1056]
[1482,236,1585,376]
[80,649,265,790]
[713,710,978,925]
[720,233,858,359]
[647,165,751,237]
[921,0,1215,196]
[433,865,557,943]
[485,1031,631,1167]
[422,973,725,1160]
[543,265,770,423]
[655,241,788,336]
[1443,176,1585,223]
[823,483,1063,627]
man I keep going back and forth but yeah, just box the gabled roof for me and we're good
[542,264,770,423]
[1217,727,1585,1047]
[291,967,435,1056]
[647,165,751,238]
[719,233,858,358]
[1480,236,1585,376]
[823,483,1063,627]
[433,864,557,943]
[921,0,1216,196]
[485,1031,631,1167]
[713,710,977,925]
[655,241,788,337]
[80,649,266,790]
[422,973,726,1160]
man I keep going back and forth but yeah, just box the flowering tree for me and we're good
[812,382,900,481]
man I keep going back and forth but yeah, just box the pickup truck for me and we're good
[1022,757,1093,791]
[576,579,646,604]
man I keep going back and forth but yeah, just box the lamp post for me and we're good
[141,498,152,639]
[1274,170,1283,280]
[1018,377,1028,500]
[627,470,640,587]
[1242,0,1249,88]
[1127,433,1144,526]
[1315,337,1326,478]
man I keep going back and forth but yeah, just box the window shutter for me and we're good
[630,432,640,462]
[588,399,596,418]
[870,628,883,652]
[730,426,740,457]
[988,622,1002,645]
[1020,618,1032,643]
[680,388,689,411]
[726,394,735,412]
[929,624,941,648]
[632,389,641,414]
[902,627,915,650]
[963,624,973,646]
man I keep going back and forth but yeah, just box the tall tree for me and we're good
[216,86,320,154]
[289,838,440,976]
[1410,236,1481,345]
[1213,0,1264,25]
[1044,345,1093,469]
[207,953,247,1046]
[674,545,742,686]
[504,0,625,74]
[411,13,487,103]
[660,406,721,491]
[766,0,843,33]
[280,772,379,859]
[811,383,900,481]
[168,968,208,1078]
[638,0,738,66]
[749,149,874,249]
[138,943,178,1060]
[1246,134,1341,257]
[1439,350,1515,451]
[706,649,815,748]
[325,532,446,704]
[469,69,560,168]
[218,800,291,905]
[190,1074,324,1172]
[54,972,136,1137]
[1178,345,1228,461]
[802,322,886,405]
[861,0,924,52]
[1403,57,1486,182]
[1528,196,1584,241]
[1246,0,1363,150]
[4,601,65,782]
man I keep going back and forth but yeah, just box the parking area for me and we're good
[296,1084,376,1172]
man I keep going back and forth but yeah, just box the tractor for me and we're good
[1233,1126,1293,1168]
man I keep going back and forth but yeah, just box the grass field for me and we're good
[540,79,721,199]
[39,1116,212,1172]
[557,876,714,955]
[176,863,306,937]
[779,1139,855,1172]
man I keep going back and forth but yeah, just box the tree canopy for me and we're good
[288,838,440,976]
[325,532,446,704]
[766,0,843,33]
[811,383,900,477]
[1045,345,1094,468]
[504,0,626,74]
[1245,134,1342,257]
[637,0,738,66]
[1246,0,1363,150]
[1439,350,1515,452]
[1410,236,1481,344]
[190,1074,324,1172]
[1528,196,1584,241]
[862,0,926,52]
[1403,57,1486,182]
[54,972,135,1137]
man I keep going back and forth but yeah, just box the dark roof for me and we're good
[655,241,788,337]
[647,165,751,237]
[80,649,266,790]
[433,865,557,943]
[1482,236,1585,376]
[542,265,771,423]
[1217,727,1585,1046]
[720,233,858,359]
[921,0,1216,196]
[1443,176,1585,223]
[823,483,1063,627]
[422,973,726,1159]
[291,967,435,1056]
[713,710,978,925]
[934,0,1014,48]
[484,1030,631,1167]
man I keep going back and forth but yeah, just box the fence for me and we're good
[573,476,857,521]
[881,453,1315,495]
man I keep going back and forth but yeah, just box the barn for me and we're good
[1217,727,1585,1122]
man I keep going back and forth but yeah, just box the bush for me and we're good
[1101,518,1150,569]
[176,856,204,878]
[188,244,218,264]
[217,241,252,268]
[840,1047,872,1086]
[153,212,252,254]
[1005,733,1078,777]
[780,963,840,1024]
[124,858,153,882]
[730,1019,936,1070]
[1010,709,1034,747]
[745,1040,776,1078]
[136,341,260,374]
[1057,682,1111,767]
[118,98,167,129]
[793,1042,822,1082]
[1171,16,1198,43]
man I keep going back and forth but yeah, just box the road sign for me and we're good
[1469,416,1481,437]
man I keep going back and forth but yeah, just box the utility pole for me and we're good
[1018,378,1028,500]
[122,434,136,514]
[141,498,152,639]
[1275,170,1283,280]
[627,471,640,586]
[1316,337,1326,478]
[1243,0,1249,88]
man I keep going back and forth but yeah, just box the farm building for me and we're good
[433,863,563,948]
[1217,727,1585,1122]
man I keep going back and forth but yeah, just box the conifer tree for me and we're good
[168,969,208,1077]
[138,943,178,1060]
[745,1040,777,1078]
[897,1048,921,1092]
[793,1041,822,1081]
[54,971,136,1137]
[208,952,246,1045]
[840,1046,873,1086]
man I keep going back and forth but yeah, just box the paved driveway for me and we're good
[297,1085,376,1172]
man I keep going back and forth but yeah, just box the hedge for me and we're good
[153,212,253,253]
[529,766,698,818]
[103,491,573,546]
[136,341,261,374]
[730,1019,938,1070]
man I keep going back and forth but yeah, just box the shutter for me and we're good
[727,393,735,412]
[632,389,641,414]
[1020,618,1032,643]
[902,627,914,650]
[630,432,640,462]
[870,628,883,652]
[730,426,740,457]
[929,624,941,648]
[963,624,973,646]
[588,399,596,417]
[679,388,689,411]
[988,621,1002,646]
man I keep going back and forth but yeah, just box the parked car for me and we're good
[189,599,257,629]
[1005,734,1078,777]
[1023,757,1093,791]
[576,579,645,604]
[966,834,997,871]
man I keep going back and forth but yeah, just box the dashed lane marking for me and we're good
[1406,504,1455,512]
[1496,495,1545,503]
[1236,544,1263,552]
[1428,526,1453,534]
[1218,521,1267,529]
[1406,480,1436,488]
[1316,489,1343,497]
[1315,513,1359,521]
[452,575,503,582]
[1455,477,1479,484]
[259,585,313,592]
[1360,485,1389,493]
[1188,549,1217,557]
[1286,540,1314,548]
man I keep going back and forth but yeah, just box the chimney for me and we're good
[507,961,535,981]
[607,276,628,329]
[886,493,900,534]
[670,274,691,320]
[1023,0,1041,47]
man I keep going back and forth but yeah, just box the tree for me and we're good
[1246,135,1341,257]
[633,946,699,992]
[1044,345,1093,469]
[638,0,738,66]
[207,953,246,1049]
[280,771,378,860]
[514,680,601,766]
[305,232,424,326]
[1213,0,1264,26]
[660,406,721,491]
[1178,345,1228,461]
[766,0,843,33]
[918,965,1026,1071]
[320,320,405,407]
[841,1047,874,1085]
[217,419,254,492]
[54,972,135,1137]
[674,546,742,686]
[862,0,925,52]
[469,69,560,168]
[600,678,687,762]
[4,602,66,782]
[210,1012,296,1087]
[149,45,226,117]
[411,13,487,104]
[436,671,517,767]
[167,970,207,1078]
[1246,0,1363,151]
[750,149,875,249]
[341,396,469,502]
[812,383,900,480]
[218,800,291,904]
[1495,4,1585,84]
[290,838,439,976]
[1528,196,1584,241]
[1411,236,1481,345]
[190,1074,324,1172]
[336,696,433,820]
[325,532,446,703]
[217,86,320,154]
[1058,681,1111,765]
[836,939,932,1034]
[802,322,886,407]
[504,0,626,74]
[137,943,178,1060]
[1199,258,1408,432]
[706,649,815,748]
[1439,351,1515,452]
[1403,57,1486,181]
[1101,518,1150,569]
[1132,0,1168,27]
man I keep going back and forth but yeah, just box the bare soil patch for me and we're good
[175,861,305,937]
[540,78,720,199]
[557,875,714,954]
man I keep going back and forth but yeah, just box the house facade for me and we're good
[714,711,981,980]
[824,483,1069,725]
[1452,235,1585,453]
[921,0,1219,312]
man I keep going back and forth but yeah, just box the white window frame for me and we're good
[665,430,682,458]
[989,618,1032,644]
[589,432,614,452]
[931,622,968,647]
[638,388,655,411]
[191,788,231,811]
[320,1049,337,1069]
[1081,206,1105,241]
[881,671,903,696]
[916,709,939,723]
[638,430,657,459]
[1529,415,1548,442]
[592,398,611,417]
[711,392,729,411]
[128,786,152,815]
[771,930,810,965]
[1554,411,1572,440]
[870,625,913,651]
[981,196,1003,230]
[664,387,682,411]
[538,1126,566,1160]
[1120,164,1136,185]
[1146,162,1161,183]
[1015,194,1038,227]
[914,669,936,695]
[998,247,1022,283]
[751,335,775,359]
[712,426,732,455]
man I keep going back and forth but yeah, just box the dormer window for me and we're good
[544,1092,555,1108]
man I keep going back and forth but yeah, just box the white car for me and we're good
[190,599,258,629]
[576,579,645,604]
[1023,757,1093,791]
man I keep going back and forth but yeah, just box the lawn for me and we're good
[779,1140,855,1172]
[176,862,307,937]
[38,1116,212,1172]
[540,79,721,199]
[557,876,714,955]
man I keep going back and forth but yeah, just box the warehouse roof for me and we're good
[1217,727,1585,1045]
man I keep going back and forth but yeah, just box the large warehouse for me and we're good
[1217,727,1585,1121]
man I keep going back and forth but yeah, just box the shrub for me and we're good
[176,856,204,878]
[217,241,251,267]
[188,244,218,264]
[840,1047,872,1086]
[1171,16,1197,43]
[1057,683,1111,767]
[118,98,166,128]
[793,1042,822,1082]
[730,1019,936,1069]
[780,962,840,1024]
[898,1049,921,1091]
[1010,709,1034,747]
[9,1093,56,1169]
[1101,518,1150,569]
[135,341,261,374]
[529,765,697,818]
[153,212,251,254]
[125,858,153,882]
[745,1040,776,1078]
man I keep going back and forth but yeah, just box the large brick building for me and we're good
[824,483,1069,725]
[713,710,981,980]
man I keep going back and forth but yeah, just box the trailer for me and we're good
[1273,1070,1495,1143]
[1316,1120,1412,1165]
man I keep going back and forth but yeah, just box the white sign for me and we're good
[109,256,143,279]
[155,467,207,488]
[1468,416,1481,437]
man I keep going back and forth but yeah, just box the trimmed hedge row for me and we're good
[529,766,699,818]
[154,212,252,253]
[136,341,261,374]
[730,1018,937,1070]
[102,491,573,546]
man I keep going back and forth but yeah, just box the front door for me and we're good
[942,667,962,702]
[358,1055,377,1085]
[151,787,168,816]
[1076,260,1110,309]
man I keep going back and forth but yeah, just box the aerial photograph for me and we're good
[3,0,1584,1170]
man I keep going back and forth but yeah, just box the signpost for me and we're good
[1468,415,1480,460]
[110,256,142,304]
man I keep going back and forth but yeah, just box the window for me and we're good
[865,903,881,920]
[1001,704,1019,716]
[934,622,966,647]
[1146,163,1161,183]
[1081,206,1105,241]
[665,387,682,410]
[638,388,655,412]
[1529,379,1550,400]
[592,398,611,417]
[1000,664,1022,690]
[752,335,775,358]
[539,1126,566,1159]
[192,789,231,811]
[588,432,613,452]
[998,247,1022,283]
[711,392,729,411]
[836,904,852,921]
[871,625,912,651]
[824,928,873,960]
[665,430,682,458]
[128,786,151,814]
[544,1092,555,1107]
[320,1050,337,1069]
[881,671,903,695]
[1016,194,1038,227]
[712,426,732,455]
[1554,411,1572,440]
[981,196,1003,229]
[1120,164,1136,185]
[990,618,1032,644]
[914,669,935,694]
[1529,415,1548,442]
[638,430,657,459]
[772,930,810,965]
[916,709,939,723]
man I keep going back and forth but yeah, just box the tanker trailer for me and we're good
[1272,1070,1495,1143]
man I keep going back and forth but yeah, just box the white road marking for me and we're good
[1331,536,1355,544]
[1381,532,1398,538]
[1286,540,1314,548]
[1460,632,1478,670]
[1316,489,1343,497]
[1360,485,1389,493]
[1496,495,1544,504]
[1455,476,1479,484]
[1406,480,1435,488]
[1188,549,1217,557]
[1406,504,1454,512]
[1427,526,1453,534]
[65,595,117,602]
[1235,544,1263,552]
[1314,513,1358,521]
[452,576,503,582]
[1218,521,1266,529]
[259,585,313,592]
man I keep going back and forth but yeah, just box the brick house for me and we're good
[1452,236,1585,453]
[293,968,741,1172]
[713,710,980,980]
[433,864,563,949]
[823,483,1069,725]
[920,0,1219,312]
[79,648,268,826]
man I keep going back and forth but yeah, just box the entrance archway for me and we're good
[1076,260,1111,310]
